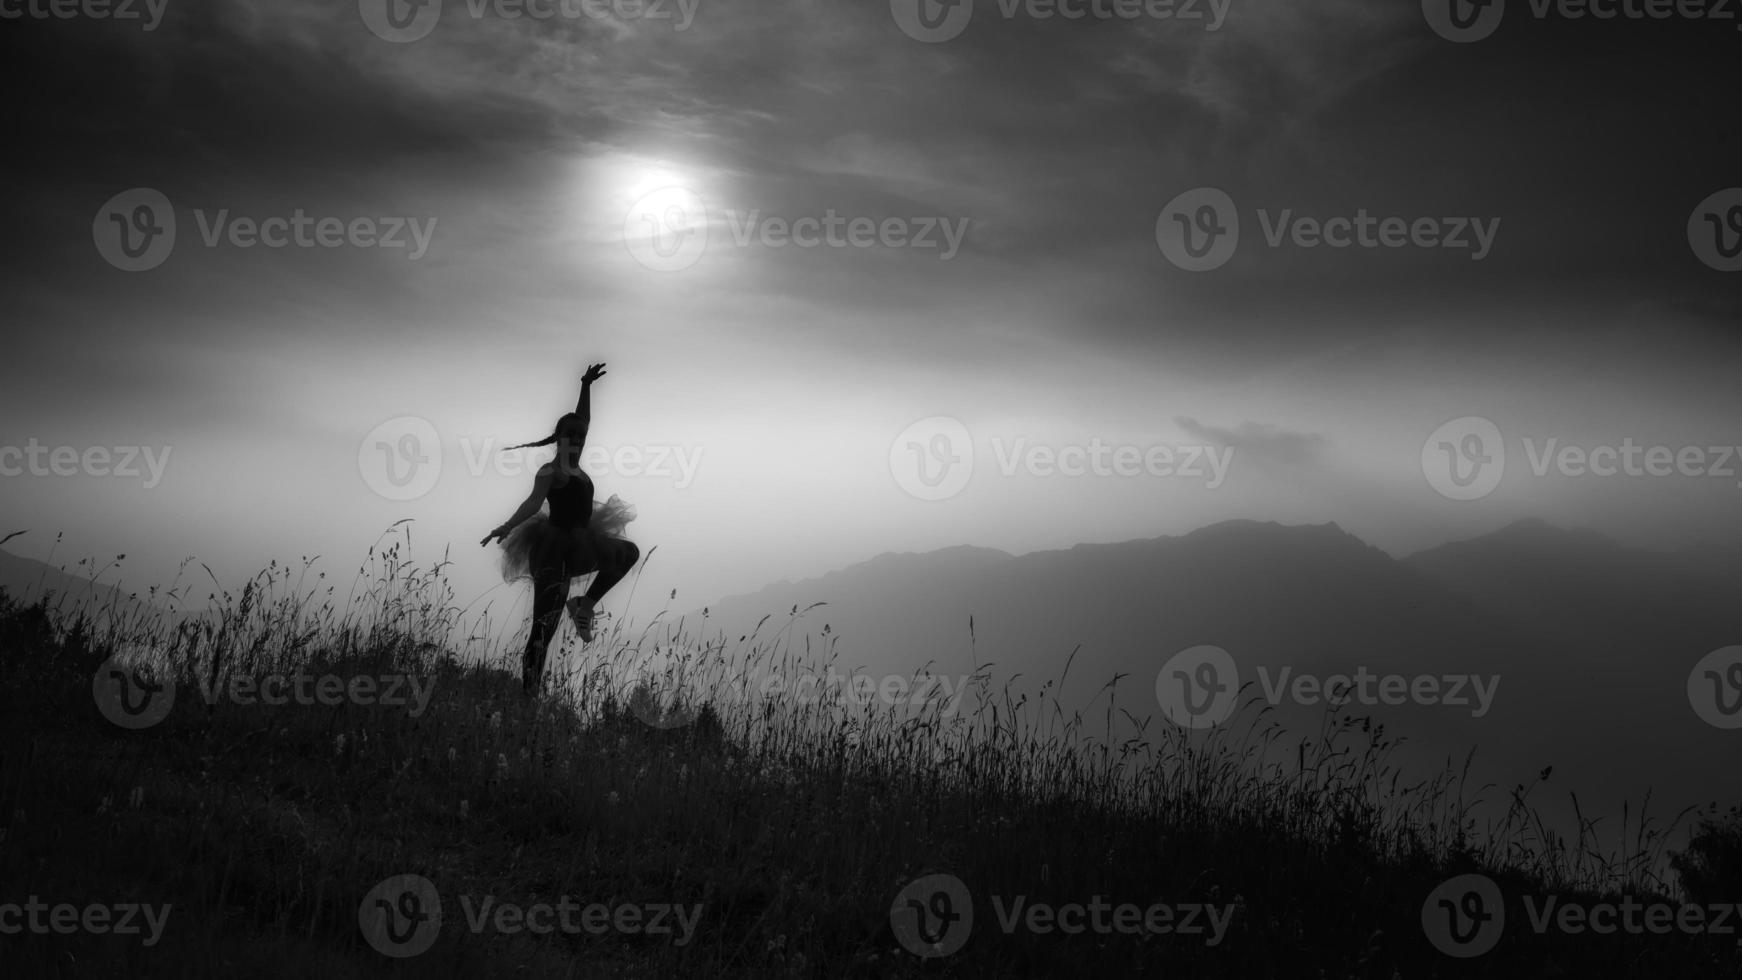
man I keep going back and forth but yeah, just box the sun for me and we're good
[563,151,723,274]
[585,151,704,212]
[623,164,691,203]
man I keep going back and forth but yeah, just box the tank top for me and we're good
[547,468,594,530]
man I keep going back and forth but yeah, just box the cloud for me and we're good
[1174,417,1327,465]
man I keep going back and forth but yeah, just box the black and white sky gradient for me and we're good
[2,0,1739,618]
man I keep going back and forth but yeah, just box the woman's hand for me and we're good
[481,526,508,547]
[581,363,608,385]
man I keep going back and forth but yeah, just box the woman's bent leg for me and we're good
[584,537,641,602]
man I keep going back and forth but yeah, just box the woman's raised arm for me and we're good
[570,362,606,450]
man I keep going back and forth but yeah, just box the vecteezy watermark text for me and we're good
[1422,416,1742,501]
[712,671,969,714]
[357,874,701,958]
[1423,0,1742,44]
[191,672,437,717]
[1155,645,1501,730]
[457,895,702,945]
[890,0,1232,43]
[722,210,969,260]
[0,441,171,489]
[0,896,172,946]
[93,188,437,272]
[1156,188,1500,272]
[888,873,1235,959]
[624,669,971,730]
[1423,873,1742,958]
[889,416,1235,501]
[623,187,971,271]
[0,0,168,29]
[358,0,700,43]
[359,416,705,501]
[93,652,437,730]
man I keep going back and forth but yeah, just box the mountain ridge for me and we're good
[673,517,1741,825]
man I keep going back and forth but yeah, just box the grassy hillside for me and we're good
[2,534,1738,978]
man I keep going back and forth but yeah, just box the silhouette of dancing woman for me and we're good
[481,363,641,695]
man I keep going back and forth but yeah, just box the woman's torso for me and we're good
[547,466,594,530]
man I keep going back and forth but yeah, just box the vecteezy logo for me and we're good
[890,873,973,958]
[93,188,176,272]
[624,186,709,272]
[1688,189,1742,273]
[1422,0,1505,42]
[359,874,443,957]
[1421,874,1505,957]
[1155,644,1238,729]
[1688,646,1742,729]
[1156,188,1239,272]
[890,0,974,42]
[359,417,443,502]
[1422,416,1505,501]
[91,649,175,730]
[890,416,973,501]
[358,0,443,42]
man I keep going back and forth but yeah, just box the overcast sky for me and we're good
[1,0,1739,628]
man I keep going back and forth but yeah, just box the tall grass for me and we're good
[2,525,1736,977]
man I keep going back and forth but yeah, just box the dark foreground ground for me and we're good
[2,589,1739,978]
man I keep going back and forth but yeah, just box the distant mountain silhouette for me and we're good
[696,520,1515,688]
[689,519,1742,828]
[0,546,175,627]
[1406,517,1735,650]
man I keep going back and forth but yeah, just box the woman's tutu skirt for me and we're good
[499,495,636,583]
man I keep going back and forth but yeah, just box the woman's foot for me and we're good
[565,595,597,642]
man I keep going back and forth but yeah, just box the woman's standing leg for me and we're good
[523,548,571,695]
